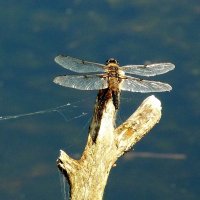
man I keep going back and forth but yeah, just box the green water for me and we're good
[0,0,199,199]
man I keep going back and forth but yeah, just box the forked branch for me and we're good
[57,92,162,200]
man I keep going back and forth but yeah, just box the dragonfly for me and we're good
[53,55,175,108]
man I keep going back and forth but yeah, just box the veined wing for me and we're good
[121,76,172,92]
[53,74,108,90]
[55,55,105,73]
[121,63,175,77]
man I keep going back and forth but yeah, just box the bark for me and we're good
[57,90,162,200]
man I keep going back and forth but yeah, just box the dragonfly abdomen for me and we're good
[108,77,120,91]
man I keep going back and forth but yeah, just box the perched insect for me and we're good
[53,55,175,109]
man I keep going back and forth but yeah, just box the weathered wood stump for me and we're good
[57,90,162,200]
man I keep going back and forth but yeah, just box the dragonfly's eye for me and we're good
[106,58,119,65]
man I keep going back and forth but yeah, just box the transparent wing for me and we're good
[121,76,172,92]
[121,63,175,77]
[53,74,108,90]
[55,55,105,73]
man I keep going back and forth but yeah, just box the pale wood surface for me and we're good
[57,93,162,200]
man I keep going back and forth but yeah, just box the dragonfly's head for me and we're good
[106,58,119,65]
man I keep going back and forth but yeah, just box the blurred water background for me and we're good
[0,0,199,199]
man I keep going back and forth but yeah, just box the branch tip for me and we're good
[146,95,161,109]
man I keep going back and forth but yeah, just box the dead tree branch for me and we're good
[57,92,162,200]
